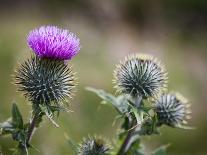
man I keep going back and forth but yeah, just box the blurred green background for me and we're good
[0,0,207,154]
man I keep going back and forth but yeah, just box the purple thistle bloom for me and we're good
[27,26,80,60]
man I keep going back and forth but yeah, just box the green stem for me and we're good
[117,122,136,155]
[117,96,143,155]
[26,110,40,143]
[17,142,27,155]
[19,105,43,154]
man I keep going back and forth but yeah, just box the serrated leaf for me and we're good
[11,103,23,129]
[150,144,169,155]
[86,87,117,105]
[86,87,129,114]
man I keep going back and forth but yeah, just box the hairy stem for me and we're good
[117,96,143,155]
[117,126,136,155]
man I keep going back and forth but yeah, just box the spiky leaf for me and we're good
[86,87,129,114]
[12,103,23,129]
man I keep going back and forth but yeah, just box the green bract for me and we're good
[78,136,111,155]
[15,56,76,104]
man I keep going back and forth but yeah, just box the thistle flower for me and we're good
[155,93,191,128]
[15,56,75,105]
[78,136,111,155]
[27,26,80,60]
[114,54,167,99]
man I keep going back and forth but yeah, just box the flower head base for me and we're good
[15,56,76,104]
[155,93,191,128]
[27,26,80,60]
[78,136,111,155]
[114,54,167,99]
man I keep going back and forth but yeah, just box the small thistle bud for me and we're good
[114,54,167,99]
[15,56,75,105]
[155,93,191,128]
[78,136,111,155]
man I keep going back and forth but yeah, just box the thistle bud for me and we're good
[15,56,75,105]
[114,54,167,99]
[155,93,191,128]
[78,136,111,155]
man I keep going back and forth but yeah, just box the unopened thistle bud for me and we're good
[15,56,75,104]
[78,136,111,155]
[114,54,167,99]
[155,93,191,128]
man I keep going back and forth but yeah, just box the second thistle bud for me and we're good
[155,93,191,128]
[114,54,168,99]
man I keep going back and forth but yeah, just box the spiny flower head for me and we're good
[78,136,111,155]
[114,54,167,99]
[15,56,76,104]
[155,93,191,128]
[27,26,80,60]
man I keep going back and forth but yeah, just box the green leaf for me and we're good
[116,95,131,114]
[138,118,160,136]
[150,144,169,155]
[49,105,70,114]
[86,87,129,114]
[11,103,24,129]
[0,118,14,135]
[175,124,196,130]
[39,104,60,127]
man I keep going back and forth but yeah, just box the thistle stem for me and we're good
[19,104,43,154]
[117,96,142,155]
[117,125,136,155]
[26,110,40,143]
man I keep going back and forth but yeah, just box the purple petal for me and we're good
[27,26,80,60]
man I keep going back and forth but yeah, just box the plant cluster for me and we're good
[0,26,192,155]
[85,54,191,155]
[0,26,80,154]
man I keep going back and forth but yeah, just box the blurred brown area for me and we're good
[0,0,207,154]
